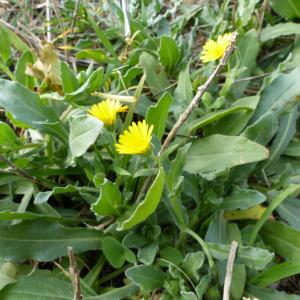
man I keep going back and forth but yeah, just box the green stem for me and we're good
[123,103,136,130]
[159,258,196,292]
[175,229,186,248]
[184,228,218,279]
[19,143,44,149]
[46,135,53,159]
[123,73,146,129]
[98,265,128,284]
[84,256,106,287]
[248,184,300,246]
[0,62,15,80]
[189,203,201,229]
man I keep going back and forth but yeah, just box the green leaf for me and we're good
[174,64,193,103]
[125,265,166,291]
[0,211,44,221]
[261,23,300,42]
[88,284,139,300]
[0,274,16,292]
[102,236,135,268]
[181,251,204,281]
[0,270,94,300]
[236,0,260,26]
[269,0,300,19]
[64,68,104,103]
[139,52,169,96]
[224,205,266,221]
[205,212,229,243]
[133,168,158,178]
[231,264,246,300]
[184,135,269,174]
[207,243,273,270]
[196,274,211,299]
[0,79,68,143]
[284,141,300,157]
[76,49,114,64]
[243,111,279,145]
[249,184,300,245]
[14,51,34,89]
[252,262,300,287]
[0,220,102,261]
[61,62,78,93]
[146,92,172,139]
[0,24,30,52]
[208,96,259,136]
[34,184,79,204]
[247,285,300,300]
[160,247,183,266]
[251,68,300,122]
[85,7,118,60]
[167,143,191,189]
[123,232,148,249]
[221,189,266,211]
[0,28,11,63]
[261,221,300,261]
[265,110,299,168]
[117,168,165,230]
[0,122,18,150]
[137,243,158,265]
[92,180,123,217]
[189,105,253,132]
[113,165,131,177]
[0,263,17,291]
[233,29,260,97]
[69,115,103,158]
[277,198,300,230]
[159,36,180,70]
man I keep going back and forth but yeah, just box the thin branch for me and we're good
[68,247,83,300]
[223,241,238,300]
[46,0,52,42]
[85,217,114,231]
[158,32,238,157]
[137,33,238,199]
[121,0,131,38]
[258,0,268,38]
[0,154,49,188]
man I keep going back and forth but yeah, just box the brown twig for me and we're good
[67,247,83,300]
[138,32,238,199]
[85,217,114,231]
[0,154,50,188]
[258,0,268,38]
[223,241,238,300]
[158,31,238,157]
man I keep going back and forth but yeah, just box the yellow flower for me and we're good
[88,99,128,126]
[115,120,153,155]
[200,33,232,63]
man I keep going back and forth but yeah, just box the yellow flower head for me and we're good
[200,33,232,63]
[88,99,128,126]
[115,120,153,155]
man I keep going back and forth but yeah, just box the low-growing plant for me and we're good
[1,1,300,299]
